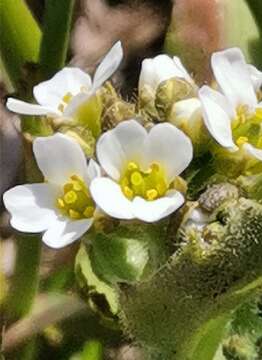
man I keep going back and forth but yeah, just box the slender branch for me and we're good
[5,235,41,322]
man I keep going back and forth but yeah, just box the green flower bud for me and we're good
[155,77,195,121]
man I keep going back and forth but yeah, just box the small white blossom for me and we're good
[3,134,100,248]
[7,41,123,119]
[139,54,203,140]
[199,47,262,161]
[90,120,193,222]
[139,54,195,97]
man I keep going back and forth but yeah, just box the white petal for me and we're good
[34,67,92,111]
[211,48,257,109]
[3,184,58,233]
[132,191,184,222]
[172,56,194,83]
[171,97,202,125]
[93,41,123,91]
[6,98,58,116]
[33,133,88,185]
[42,218,93,249]
[199,86,237,150]
[96,119,147,180]
[243,143,262,161]
[86,159,101,184]
[138,58,157,94]
[248,64,262,91]
[146,123,193,181]
[153,54,184,85]
[90,177,134,220]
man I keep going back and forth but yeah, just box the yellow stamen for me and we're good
[123,186,134,200]
[83,206,95,218]
[236,136,249,147]
[62,92,73,104]
[64,190,77,204]
[57,198,65,209]
[127,162,138,171]
[131,171,143,186]
[69,209,81,219]
[146,189,158,201]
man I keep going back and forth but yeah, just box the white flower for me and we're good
[139,54,195,97]
[3,134,100,248]
[6,41,123,119]
[199,47,262,161]
[90,120,193,222]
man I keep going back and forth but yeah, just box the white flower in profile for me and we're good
[199,47,262,161]
[6,41,123,119]
[90,120,193,222]
[139,54,195,96]
[3,134,100,248]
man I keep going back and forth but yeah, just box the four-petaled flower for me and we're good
[90,120,193,222]
[199,48,262,161]
[7,41,123,119]
[3,134,100,248]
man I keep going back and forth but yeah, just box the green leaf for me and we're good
[75,244,119,316]
[224,0,262,67]
[0,0,41,88]
[39,0,75,78]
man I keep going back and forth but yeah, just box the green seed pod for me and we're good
[199,183,239,212]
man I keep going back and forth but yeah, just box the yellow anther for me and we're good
[127,162,138,171]
[236,136,249,146]
[123,186,134,199]
[131,171,143,186]
[64,190,77,204]
[69,209,81,219]
[72,180,83,191]
[57,198,65,208]
[146,189,158,201]
[83,206,95,218]
[62,92,73,104]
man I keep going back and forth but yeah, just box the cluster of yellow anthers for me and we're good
[120,162,168,201]
[56,175,95,220]
[233,107,262,148]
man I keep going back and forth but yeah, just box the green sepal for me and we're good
[90,222,169,285]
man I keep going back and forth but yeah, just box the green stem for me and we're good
[245,0,262,35]
[39,0,75,79]
[0,0,41,90]
[6,235,41,321]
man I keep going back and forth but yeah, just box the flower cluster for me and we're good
[4,42,262,249]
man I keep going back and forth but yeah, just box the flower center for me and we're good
[120,162,168,201]
[57,87,89,113]
[56,175,95,219]
[232,106,262,150]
